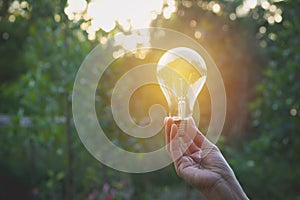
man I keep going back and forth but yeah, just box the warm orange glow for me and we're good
[164,57,202,84]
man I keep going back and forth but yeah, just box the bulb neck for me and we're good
[178,99,186,119]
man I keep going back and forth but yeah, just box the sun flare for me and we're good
[64,0,176,40]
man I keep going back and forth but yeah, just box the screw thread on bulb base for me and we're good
[174,118,187,137]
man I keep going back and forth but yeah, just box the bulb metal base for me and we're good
[173,118,188,137]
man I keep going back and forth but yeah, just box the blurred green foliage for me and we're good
[0,0,299,199]
[232,0,300,199]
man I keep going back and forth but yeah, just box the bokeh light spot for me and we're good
[268,33,276,41]
[212,3,221,14]
[8,15,16,22]
[290,108,297,116]
[194,30,202,39]
[229,13,237,21]
[2,32,9,40]
[54,14,61,22]
[259,40,267,48]
[269,5,277,13]
[190,20,197,28]
[267,16,275,25]
[261,1,270,10]
[274,14,282,23]
[259,26,266,34]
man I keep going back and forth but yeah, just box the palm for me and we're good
[175,137,231,191]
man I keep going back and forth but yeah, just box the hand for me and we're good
[165,117,249,200]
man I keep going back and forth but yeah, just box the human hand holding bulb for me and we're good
[164,117,249,200]
[158,47,249,199]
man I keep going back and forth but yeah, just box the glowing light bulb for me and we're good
[157,47,207,120]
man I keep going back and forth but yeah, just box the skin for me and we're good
[165,117,249,200]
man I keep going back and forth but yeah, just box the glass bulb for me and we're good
[157,47,207,120]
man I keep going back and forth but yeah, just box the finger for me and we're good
[190,151,202,164]
[180,120,199,153]
[164,116,168,125]
[165,117,174,142]
[164,117,173,152]
[174,119,200,154]
[167,123,178,154]
[169,124,184,161]
[170,123,178,140]
[177,118,215,156]
[171,123,195,157]
[185,141,200,155]
[170,140,183,162]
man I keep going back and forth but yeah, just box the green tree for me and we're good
[233,0,300,199]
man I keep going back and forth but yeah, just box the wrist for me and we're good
[226,176,249,200]
[203,176,249,200]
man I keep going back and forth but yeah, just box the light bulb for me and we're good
[157,47,207,120]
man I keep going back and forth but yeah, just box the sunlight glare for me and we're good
[66,0,175,35]
[245,0,257,9]
[163,0,177,19]
[114,31,150,51]
[8,0,30,19]
[64,0,177,49]
[236,4,250,17]
[66,0,86,13]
